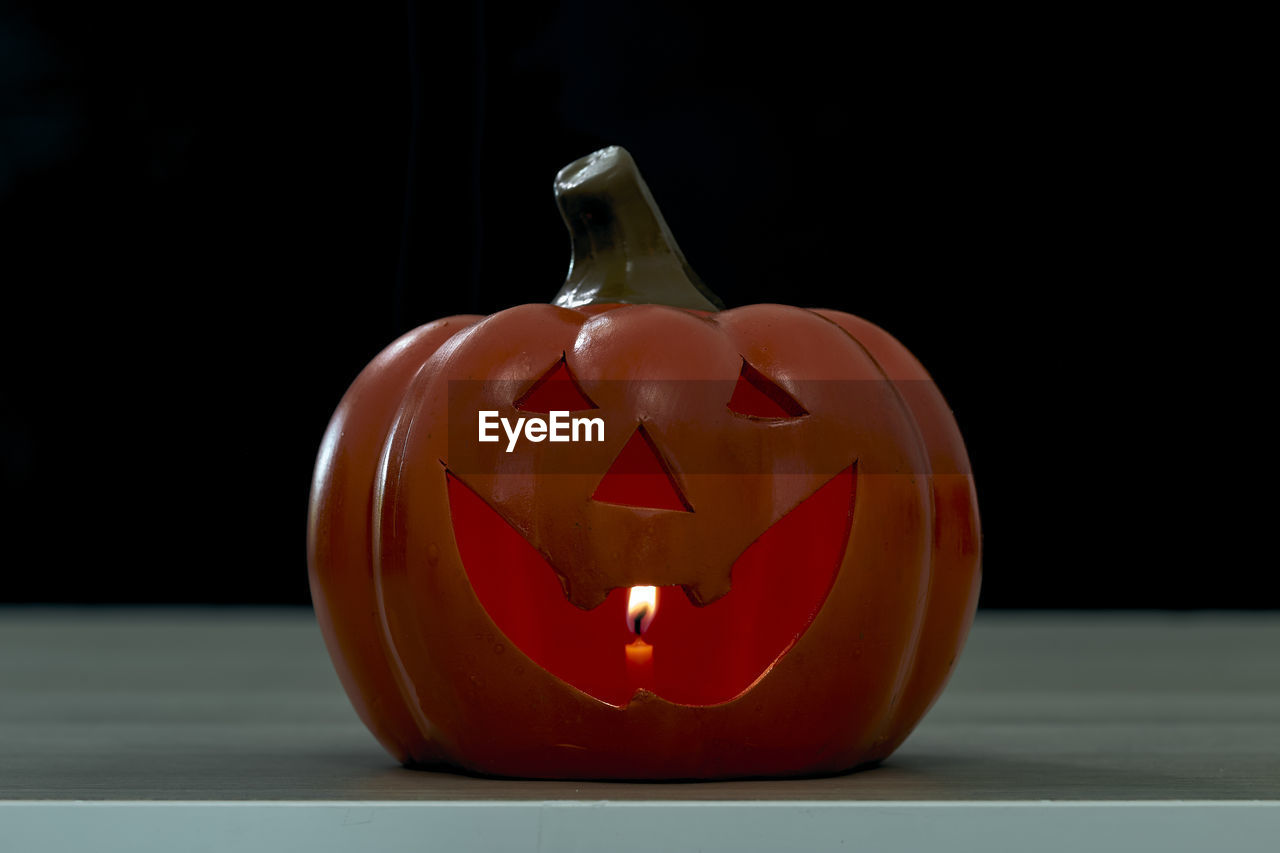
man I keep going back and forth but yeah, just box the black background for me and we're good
[1,4,1269,607]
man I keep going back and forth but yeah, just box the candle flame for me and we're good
[626,585,658,635]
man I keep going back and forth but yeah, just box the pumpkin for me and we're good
[306,147,980,779]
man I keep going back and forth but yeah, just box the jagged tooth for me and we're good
[563,579,610,611]
[683,576,732,607]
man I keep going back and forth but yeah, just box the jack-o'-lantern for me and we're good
[307,147,980,779]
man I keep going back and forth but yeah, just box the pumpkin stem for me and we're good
[551,146,724,311]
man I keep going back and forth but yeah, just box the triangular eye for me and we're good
[727,360,807,418]
[515,356,597,412]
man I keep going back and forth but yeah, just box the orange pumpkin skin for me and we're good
[306,301,980,780]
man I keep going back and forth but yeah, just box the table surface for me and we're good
[1,607,1277,802]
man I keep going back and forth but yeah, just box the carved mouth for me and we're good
[446,466,856,707]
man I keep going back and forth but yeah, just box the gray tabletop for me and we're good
[1,608,1277,852]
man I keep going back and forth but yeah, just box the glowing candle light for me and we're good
[625,585,657,690]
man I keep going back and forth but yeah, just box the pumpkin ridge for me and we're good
[308,316,482,767]
[371,357,456,760]
[806,308,983,762]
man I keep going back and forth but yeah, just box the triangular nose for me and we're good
[592,426,691,512]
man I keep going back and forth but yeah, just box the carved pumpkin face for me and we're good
[307,147,980,779]
[422,303,870,709]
